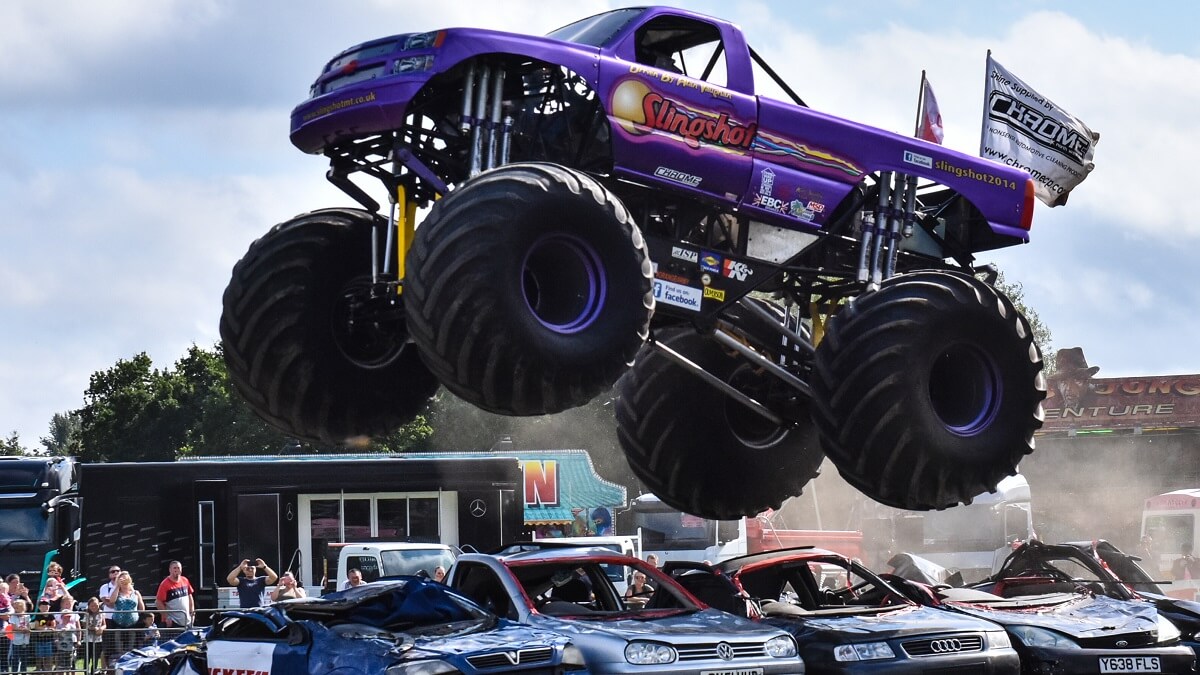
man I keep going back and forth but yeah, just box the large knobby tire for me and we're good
[812,270,1045,510]
[404,162,653,415]
[615,324,825,520]
[220,208,439,444]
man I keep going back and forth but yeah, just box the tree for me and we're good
[1,430,33,456]
[992,270,1055,374]
[41,412,81,456]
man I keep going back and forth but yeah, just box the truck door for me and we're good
[600,10,755,202]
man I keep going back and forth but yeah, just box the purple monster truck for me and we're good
[220,7,1045,519]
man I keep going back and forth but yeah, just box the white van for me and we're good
[332,542,457,591]
[533,535,642,594]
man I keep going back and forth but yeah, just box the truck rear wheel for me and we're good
[404,162,653,415]
[616,325,824,520]
[221,208,439,443]
[812,270,1045,510]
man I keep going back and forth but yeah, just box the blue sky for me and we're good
[2,1,1198,447]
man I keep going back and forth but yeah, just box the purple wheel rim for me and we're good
[520,234,606,334]
[929,344,1001,437]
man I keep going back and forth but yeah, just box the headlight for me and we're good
[404,31,444,50]
[1007,626,1080,649]
[1157,615,1181,643]
[625,641,677,665]
[386,659,458,675]
[765,635,798,658]
[394,56,435,74]
[563,644,588,669]
[833,642,895,662]
[988,630,1012,650]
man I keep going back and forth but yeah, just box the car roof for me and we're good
[715,546,840,573]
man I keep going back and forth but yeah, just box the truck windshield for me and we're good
[546,8,642,47]
[632,509,715,550]
[379,549,456,579]
[0,505,50,544]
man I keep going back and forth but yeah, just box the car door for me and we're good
[448,561,518,620]
[598,9,756,204]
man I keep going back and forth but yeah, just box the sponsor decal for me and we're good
[207,641,275,675]
[653,279,702,312]
[655,166,703,187]
[703,286,726,302]
[671,246,698,263]
[722,259,753,281]
[701,273,712,285]
[903,150,933,169]
[700,252,722,274]
[987,92,1093,164]
[788,200,815,221]
[655,269,690,285]
[806,200,825,213]
[759,168,776,195]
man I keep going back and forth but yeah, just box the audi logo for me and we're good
[716,643,735,661]
[928,639,964,653]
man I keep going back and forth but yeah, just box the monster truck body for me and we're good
[222,7,1045,519]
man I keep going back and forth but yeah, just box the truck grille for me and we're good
[901,635,984,657]
[467,647,555,669]
[677,642,765,661]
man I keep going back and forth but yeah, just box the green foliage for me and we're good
[71,343,434,461]
[1,430,34,456]
[991,270,1055,374]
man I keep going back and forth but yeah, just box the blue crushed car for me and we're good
[118,576,588,675]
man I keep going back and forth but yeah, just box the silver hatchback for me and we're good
[446,544,804,675]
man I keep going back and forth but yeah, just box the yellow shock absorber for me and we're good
[809,300,825,347]
[395,185,417,295]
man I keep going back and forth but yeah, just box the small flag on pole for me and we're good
[916,71,944,144]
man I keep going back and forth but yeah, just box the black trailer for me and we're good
[76,455,521,610]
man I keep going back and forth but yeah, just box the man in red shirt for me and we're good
[155,561,194,628]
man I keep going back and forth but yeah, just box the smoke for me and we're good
[423,388,639,492]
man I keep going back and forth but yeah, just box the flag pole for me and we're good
[914,70,926,138]
[980,50,992,155]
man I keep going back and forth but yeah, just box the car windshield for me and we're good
[738,556,910,617]
[546,8,643,46]
[511,559,698,616]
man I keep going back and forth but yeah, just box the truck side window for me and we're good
[633,15,727,87]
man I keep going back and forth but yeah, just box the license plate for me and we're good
[1099,656,1161,673]
[701,669,763,675]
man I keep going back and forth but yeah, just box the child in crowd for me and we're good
[8,598,31,673]
[31,598,57,673]
[54,595,80,674]
[82,597,106,675]
[137,612,160,649]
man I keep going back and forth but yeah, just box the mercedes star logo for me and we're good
[929,638,963,653]
[469,499,488,518]
[716,643,735,661]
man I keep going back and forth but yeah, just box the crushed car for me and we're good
[445,542,805,674]
[699,548,1021,673]
[886,551,1196,674]
[117,576,588,675]
[978,539,1200,660]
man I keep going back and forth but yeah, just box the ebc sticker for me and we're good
[653,279,702,312]
[207,640,276,675]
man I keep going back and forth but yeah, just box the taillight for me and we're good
[1019,178,1035,230]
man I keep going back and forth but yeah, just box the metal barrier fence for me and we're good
[1,608,215,675]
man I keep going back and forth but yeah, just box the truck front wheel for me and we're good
[220,209,439,443]
[812,270,1045,510]
[616,326,824,520]
[404,162,654,415]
